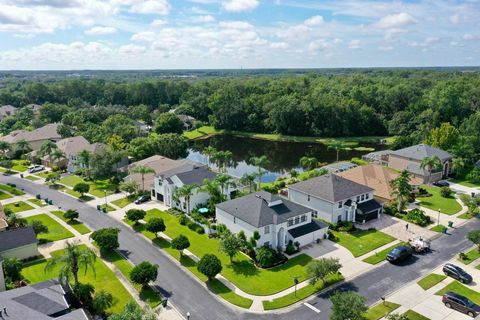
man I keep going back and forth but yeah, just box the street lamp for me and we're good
[437,208,441,227]
[291,275,301,296]
[186,312,191,320]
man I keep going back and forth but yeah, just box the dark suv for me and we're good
[443,263,473,284]
[386,246,412,263]
[443,291,480,317]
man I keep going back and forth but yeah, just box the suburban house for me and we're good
[216,191,329,250]
[0,226,39,260]
[387,144,453,183]
[0,277,88,319]
[0,105,17,119]
[0,123,62,151]
[322,161,357,173]
[288,173,383,224]
[362,150,392,166]
[337,164,422,203]
[177,114,196,131]
[153,161,226,212]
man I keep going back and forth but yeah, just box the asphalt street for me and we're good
[2,174,479,320]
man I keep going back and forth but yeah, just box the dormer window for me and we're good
[356,196,360,202]
[366,193,369,199]
[361,194,365,201]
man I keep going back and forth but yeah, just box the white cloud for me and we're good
[348,39,361,49]
[130,0,171,15]
[304,15,324,27]
[270,42,289,49]
[379,45,393,51]
[151,19,167,27]
[119,44,146,55]
[85,26,117,35]
[131,31,156,42]
[222,0,259,12]
[374,12,416,29]
[449,14,461,24]
[463,33,479,41]
[193,15,216,23]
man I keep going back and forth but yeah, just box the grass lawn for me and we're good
[183,126,221,139]
[417,274,447,290]
[21,246,133,314]
[4,201,34,213]
[435,281,480,304]
[262,273,344,310]
[458,248,480,265]
[459,212,477,219]
[25,175,40,181]
[64,188,94,201]
[450,178,480,189]
[25,214,74,242]
[417,186,462,215]
[363,242,406,265]
[330,230,396,258]
[364,301,400,320]
[50,210,91,235]
[111,196,135,208]
[100,204,116,212]
[28,198,48,207]
[100,249,161,308]
[35,171,50,179]
[0,183,25,195]
[129,209,311,296]
[0,190,12,199]
[403,310,430,320]
[430,224,447,233]
[59,175,115,198]
[11,160,30,172]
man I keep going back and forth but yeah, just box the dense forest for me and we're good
[1,70,480,167]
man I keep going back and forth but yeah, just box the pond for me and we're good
[187,134,387,182]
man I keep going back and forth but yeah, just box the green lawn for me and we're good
[59,175,115,198]
[100,249,161,308]
[403,310,430,320]
[458,248,480,265]
[0,183,25,195]
[21,246,133,314]
[450,178,480,189]
[330,230,396,257]
[129,209,312,296]
[28,198,48,207]
[183,126,220,139]
[364,301,400,320]
[4,201,34,213]
[262,273,344,310]
[64,188,94,201]
[0,190,12,199]
[430,224,447,233]
[417,186,462,215]
[111,196,135,208]
[459,212,477,219]
[99,204,116,212]
[11,160,30,172]
[50,210,91,235]
[435,281,480,304]
[363,242,406,265]
[417,274,447,290]
[35,171,50,179]
[25,214,74,242]
[25,175,40,181]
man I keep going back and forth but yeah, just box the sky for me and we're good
[0,0,479,70]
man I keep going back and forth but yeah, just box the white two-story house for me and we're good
[288,173,383,224]
[215,191,329,250]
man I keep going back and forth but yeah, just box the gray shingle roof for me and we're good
[288,220,328,238]
[288,173,374,203]
[390,144,452,162]
[216,191,313,228]
[0,226,37,252]
[160,162,217,185]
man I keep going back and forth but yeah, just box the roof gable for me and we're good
[391,144,452,161]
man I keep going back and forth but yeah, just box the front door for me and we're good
[277,227,285,250]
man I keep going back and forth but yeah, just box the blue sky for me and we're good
[0,0,478,69]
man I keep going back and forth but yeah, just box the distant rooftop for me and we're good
[391,144,452,162]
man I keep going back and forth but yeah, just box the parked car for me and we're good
[134,195,150,204]
[386,246,412,263]
[27,165,45,173]
[433,181,449,187]
[443,291,480,317]
[443,263,473,283]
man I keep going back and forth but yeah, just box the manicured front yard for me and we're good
[417,186,462,215]
[363,242,405,265]
[417,274,447,290]
[111,196,135,208]
[59,175,115,198]
[11,160,30,172]
[50,210,91,235]
[435,281,480,304]
[0,190,12,199]
[25,214,74,242]
[330,229,396,257]
[458,248,480,265]
[28,198,48,207]
[4,201,34,213]
[0,183,25,195]
[364,301,400,320]
[403,310,430,320]
[450,178,480,189]
[22,246,133,314]
[131,209,313,296]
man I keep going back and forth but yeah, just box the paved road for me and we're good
[3,175,479,320]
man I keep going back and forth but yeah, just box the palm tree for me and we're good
[327,141,348,162]
[77,150,93,179]
[420,156,442,182]
[200,178,224,208]
[452,157,465,175]
[215,174,236,196]
[39,140,58,167]
[212,150,233,173]
[249,155,270,189]
[51,149,66,167]
[203,146,217,167]
[0,141,11,159]
[240,173,257,193]
[92,290,113,316]
[15,139,31,155]
[129,165,155,192]
[173,184,198,214]
[45,242,96,287]
[299,156,318,171]
[390,170,412,212]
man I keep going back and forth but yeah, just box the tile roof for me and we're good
[216,191,312,228]
[0,226,37,252]
[390,144,452,162]
[0,123,61,144]
[288,173,374,203]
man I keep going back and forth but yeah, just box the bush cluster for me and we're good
[405,208,431,227]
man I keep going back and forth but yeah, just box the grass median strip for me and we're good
[458,248,480,265]
[50,210,91,235]
[0,190,12,199]
[4,201,34,213]
[25,214,75,242]
[403,310,430,320]
[111,196,135,208]
[0,183,25,195]
[363,242,405,265]
[417,274,447,290]
[330,229,396,257]
[364,301,400,320]
[28,198,48,207]
[435,281,480,304]
[24,175,40,181]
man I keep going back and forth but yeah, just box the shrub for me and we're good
[145,217,166,238]
[190,212,207,225]
[256,247,282,268]
[330,221,356,232]
[73,182,90,196]
[187,221,204,234]
[197,254,222,281]
[171,235,190,256]
[63,209,79,222]
[178,214,189,225]
[125,209,146,225]
[285,242,297,255]
[440,186,453,198]
[405,208,431,227]
[466,167,480,184]
[90,228,120,251]
[130,261,158,287]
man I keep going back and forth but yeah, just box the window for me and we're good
[264,225,270,234]
[234,217,236,224]
[312,211,318,218]
[338,201,343,208]
[307,195,310,201]
[288,219,293,227]
[301,215,306,222]
[337,215,342,223]
[356,196,360,202]
[366,193,369,199]
[295,216,300,224]
[361,194,365,201]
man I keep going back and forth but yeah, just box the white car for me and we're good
[27,165,45,173]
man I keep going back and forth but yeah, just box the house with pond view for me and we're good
[215,191,329,250]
